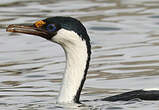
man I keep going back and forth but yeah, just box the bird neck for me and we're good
[56,33,91,104]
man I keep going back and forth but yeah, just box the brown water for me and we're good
[0,0,159,109]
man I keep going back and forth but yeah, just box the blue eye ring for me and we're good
[46,24,56,32]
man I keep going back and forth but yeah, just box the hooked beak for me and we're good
[6,24,52,40]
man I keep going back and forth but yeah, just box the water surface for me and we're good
[0,0,159,109]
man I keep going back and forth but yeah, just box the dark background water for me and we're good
[0,0,159,109]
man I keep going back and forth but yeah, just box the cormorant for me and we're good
[6,16,159,104]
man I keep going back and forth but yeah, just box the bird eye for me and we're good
[46,24,56,32]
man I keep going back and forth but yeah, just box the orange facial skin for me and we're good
[34,20,46,28]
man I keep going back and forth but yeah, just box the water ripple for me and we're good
[0,0,159,109]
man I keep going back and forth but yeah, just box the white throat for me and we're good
[52,29,89,103]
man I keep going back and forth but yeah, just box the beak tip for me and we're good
[6,24,16,32]
[6,25,12,32]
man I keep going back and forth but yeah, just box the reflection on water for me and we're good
[0,0,159,109]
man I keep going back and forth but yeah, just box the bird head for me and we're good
[6,16,90,46]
